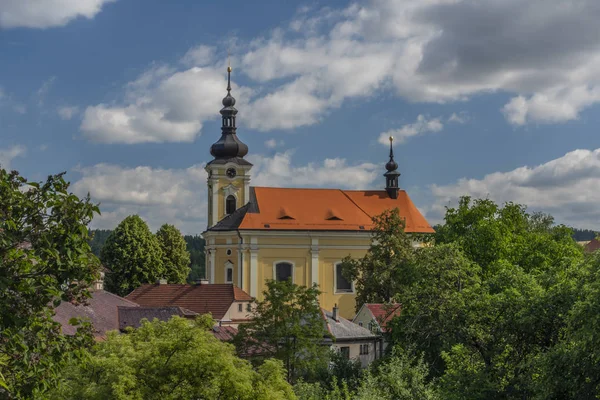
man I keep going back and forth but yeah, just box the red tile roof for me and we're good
[238,187,434,233]
[118,306,198,331]
[211,325,238,342]
[125,283,252,320]
[53,290,139,339]
[365,303,402,333]
[584,238,600,253]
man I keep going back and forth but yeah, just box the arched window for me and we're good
[335,263,353,293]
[275,262,293,282]
[224,261,233,283]
[226,195,236,215]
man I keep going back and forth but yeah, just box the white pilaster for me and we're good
[250,237,258,297]
[210,177,219,225]
[209,238,216,284]
[311,238,319,287]
[244,176,251,205]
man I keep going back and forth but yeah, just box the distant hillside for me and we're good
[89,229,206,282]
[571,228,598,242]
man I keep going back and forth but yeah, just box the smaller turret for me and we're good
[384,136,400,199]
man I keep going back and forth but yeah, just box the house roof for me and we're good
[125,283,252,320]
[53,290,139,339]
[211,325,238,342]
[321,308,378,341]
[209,186,433,233]
[584,238,600,253]
[118,306,197,331]
[363,303,402,333]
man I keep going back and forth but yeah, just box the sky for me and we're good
[2,0,600,234]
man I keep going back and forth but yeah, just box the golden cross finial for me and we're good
[227,49,232,73]
[389,135,394,143]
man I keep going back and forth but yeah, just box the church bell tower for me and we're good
[205,64,252,228]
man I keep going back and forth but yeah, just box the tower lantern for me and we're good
[384,136,400,199]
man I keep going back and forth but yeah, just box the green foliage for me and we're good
[88,229,112,257]
[156,224,190,283]
[184,234,206,282]
[236,280,330,383]
[0,169,99,398]
[340,208,415,308]
[388,244,480,375]
[101,215,164,296]
[49,316,296,400]
[354,349,440,400]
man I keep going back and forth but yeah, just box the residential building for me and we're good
[53,272,139,340]
[125,280,253,328]
[322,305,381,368]
[353,303,401,352]
[202,66,434,319]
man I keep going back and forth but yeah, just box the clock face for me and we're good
[226,168,237,178]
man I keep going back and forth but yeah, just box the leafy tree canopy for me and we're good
[235,280,330,383]
[0,169,99,398]
[156,224,190,284]
[101,215,164,296]
[49,316,296,400]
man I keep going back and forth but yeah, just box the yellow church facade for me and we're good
[202,67,434,319]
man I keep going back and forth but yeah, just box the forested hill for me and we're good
[89,229,206,282]
[571,228,598,241]
[433,225,597,242]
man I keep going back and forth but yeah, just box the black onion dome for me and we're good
[386,158,398,172]
[209,65,249,160]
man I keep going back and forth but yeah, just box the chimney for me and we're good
[199,278,209,285]
[91,271,105,291]
[158,278,168,285]
[332,304,339,322]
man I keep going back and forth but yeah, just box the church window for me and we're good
[226,195,236,215]
[275,262,293,282]
[225,261,233,283]
[335,263,353,293]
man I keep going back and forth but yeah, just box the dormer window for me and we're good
[226,195,236,215]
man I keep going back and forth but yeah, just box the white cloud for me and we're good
[448,112,468,124]
[0,0,116,29]
[181,45,216,67]
[429,148,600,229]
[82,0,600,139]
[73,151,380,232]
[72,163,208,233]
[378,114,443,145]
[80,66,250,144]
[57,106,79,120]
[248,151,379,189]
[264,139,284,149]
[0,145,26,170]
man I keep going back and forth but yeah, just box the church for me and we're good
[202,66,434,319]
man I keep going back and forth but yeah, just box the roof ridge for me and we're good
[101,290,140,307]
[340,189,373,220]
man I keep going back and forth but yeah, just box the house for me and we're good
[201,66,435,319]
[53,272,139,340]
[584,238,600,253]
[323,305,381,368]
[353,303,402,352]
[125,280,253,328]
[118,306,198,330]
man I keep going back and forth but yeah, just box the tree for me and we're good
[101,215,164,296]
[156,224,190,284]
[88,229,112,257]
[49,316,296,400]
[340,208,417,309]
[0,169,99,398]
[184,234,205,282]
[235,280,330,383]
[354,349,440,400]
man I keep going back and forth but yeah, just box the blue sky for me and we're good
[2,0,600,234]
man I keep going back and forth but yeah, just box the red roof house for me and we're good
[126,282,253,327]
[352,303,402,334]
